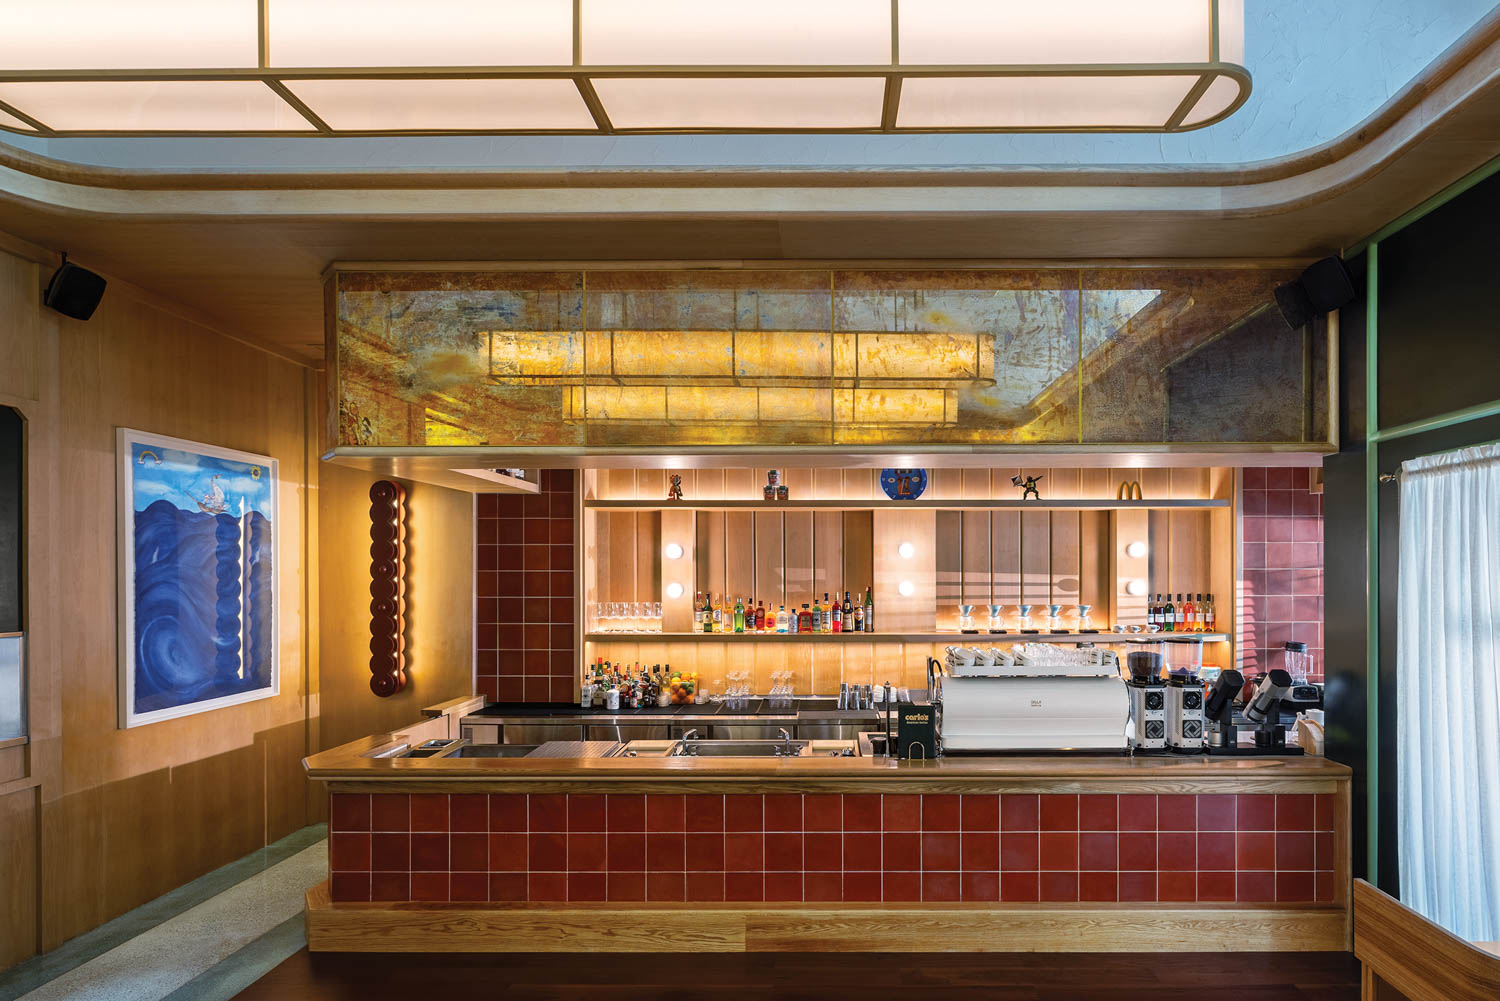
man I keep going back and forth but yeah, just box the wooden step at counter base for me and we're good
[306,881,1349,954]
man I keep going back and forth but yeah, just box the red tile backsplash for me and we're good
[475,470,576,703]
[1239,468,1324,680]
[330,791,1339,906]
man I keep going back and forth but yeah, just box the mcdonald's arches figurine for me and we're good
[1117,480,1144,500]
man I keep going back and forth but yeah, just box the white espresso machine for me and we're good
[935,645,1129,752]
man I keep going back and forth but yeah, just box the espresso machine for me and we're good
[1125,651,1166,751]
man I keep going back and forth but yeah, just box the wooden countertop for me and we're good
[305,733,1351,795]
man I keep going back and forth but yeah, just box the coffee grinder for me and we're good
[1242,668,1302,754]
[1126,651,1166,751]
[1165,671,1205,752]
[1204,669,1245,753]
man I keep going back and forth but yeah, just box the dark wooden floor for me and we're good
[233,950,1362,1000]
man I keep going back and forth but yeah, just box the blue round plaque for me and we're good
[879,468,928,500]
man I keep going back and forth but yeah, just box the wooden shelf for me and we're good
[584,498,1227,512]
[586,632,1230,644]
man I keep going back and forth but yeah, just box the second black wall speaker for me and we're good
[42,259,107,320]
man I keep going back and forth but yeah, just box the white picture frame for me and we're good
[117,428,278,728]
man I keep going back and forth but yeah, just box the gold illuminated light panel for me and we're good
[0,0,1250,136]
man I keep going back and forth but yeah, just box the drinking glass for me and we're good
[652,602,664,633]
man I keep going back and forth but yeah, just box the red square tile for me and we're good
[490,872,526,901]
[1078,832,1117,871]
[882,794,922,832]
[962,833,999,871]
[961,794,999,831]
[765,832,804,870]
[1118,795,1155,832]
[845,832,882,870]
[1001,871,1039,902]
[410,794,449,832]
[1159,871,1196,902]
[686,795,724,833]
[842,795,881,832]
[844,871,883,902]
[1040,871,1078,902]
[685,832,724,871]
[1315,793,1335,831]
[1315,832,1334,870]
[371,872,409,902]
[1276,794,1316,831]
[489,833,526,872]
[724,795,763,832]
[1196,795,1236,831]
[1277,871,1315,902]
[646,795,686,832]
[883,871,922,902]
[647,872,685,902]
[606,832,645,871]
[724,833,763,871]
[495,677,523,702]
[647,837,685,872]
[489,795,526,833]
[371,833,410,872]
[1001,833,1039,871]
[960,871,999,902]
[1080,871,1118,902]
[764,794,802,831]
[1040,795,1079,831]
[568,872,606,902]
[330,833,370,872]
[1040,833,1078,871]
[451,872,489,902]
[1157,832,1196,871]
[568,794,606,832]
[883,832,921,871]
[922,794,961,831]
[1237,832,1275,870]
[449,795,488,833]
[1119,872,1156,902]
[330,872,370,902]
[1079,795,1118,831]
[331,795,371,832]
[1276,832,1315,870]
[605,794,645,832]
[725,872,764,902]
[1119,833,1157,871]
[1198,871,1235,902]
[922,833,960,871]
[1237,871,1276,902]
[922,872,961,902]
[1158,795,1196,830]
[803,833,841,871]
[529,794,567,833]
[1237,794,1276,830]
[408,872,447,902]
[1316,872,1335,903]
[528,833,566,871]
[804,794,842,831]
[806,872,843,902]
[685,871,725,902]
[1001,794,1040,831]
[1243,468,1268,490]
[606,871,645,902]
[411,833,448,871]
[567,833,606,872]
[1197,832,1236,871]
[761,872,801,902]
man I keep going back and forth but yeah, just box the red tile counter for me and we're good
[329,791,1337,906]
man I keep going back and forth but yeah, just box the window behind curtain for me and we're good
[0,405,21,742]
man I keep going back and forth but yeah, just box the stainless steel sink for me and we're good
[673,739,810,757]
[446,744,540,758]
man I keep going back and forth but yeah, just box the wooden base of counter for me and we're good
[306,881,1349,954]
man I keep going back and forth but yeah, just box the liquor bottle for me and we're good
[713,594,724,633]
[1204,593,1216,632]
[1150,594,1161,629]
[821,593,833,633]
[852,600,864,633]
[734,596,745,633]
[843,591,854,627]
[1175,594,1186,631]
[798,603,813,633]
[776,604,789,633]
[1182,594,1195,633]
[831,595,843,633]
[864,587,875,633]
[1162,593,1174,632]
[755,600,766,632]
[692,592,704,631]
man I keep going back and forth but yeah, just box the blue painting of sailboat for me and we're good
[119,431,277,727]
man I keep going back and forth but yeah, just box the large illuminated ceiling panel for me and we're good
[0,0,1250,136]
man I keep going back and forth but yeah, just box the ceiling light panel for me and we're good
[898,0,1214,64]
[898,75,1201,129]
[286,78,596,131]
[0,0,257,69]
[582,0,890,64]
[594,77,885,130]
[267,0,574,67]
[1183,74,1242,127]
[0,81,315,132]
[0,107,37,132]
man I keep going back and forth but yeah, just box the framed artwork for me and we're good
[117,429,278,728]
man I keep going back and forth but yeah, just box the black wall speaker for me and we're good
[1275,255,1355,329]
[42,258,106,320]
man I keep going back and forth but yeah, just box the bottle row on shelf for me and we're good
[696,589,875,634]
[1149,593,1218,633]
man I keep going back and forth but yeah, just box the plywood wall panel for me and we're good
[841,510,874,599]
[723,511,755,603]
[1020,509,1051,608]
[873,510,935,632]
[812,511,843,603]
[754,512,784,609]
[783,512,814,609]
[0,788,37,971]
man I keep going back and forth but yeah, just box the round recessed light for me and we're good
[665,581,684,599]
[1125,541,1147,559]
[664,542,683,560]
[898,580,915,597]
[1126,579,1148,596]
[898,542,915,559]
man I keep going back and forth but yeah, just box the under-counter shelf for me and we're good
[586,632,1229,644]
[584,498,1228,512]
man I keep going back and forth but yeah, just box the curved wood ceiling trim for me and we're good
[0,8,1496,201]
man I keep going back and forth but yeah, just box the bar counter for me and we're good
[305,713,1352,955]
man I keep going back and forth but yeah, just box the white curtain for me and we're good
[1397,442,1500,942]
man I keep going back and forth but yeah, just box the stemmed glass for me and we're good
[651,602,663,633]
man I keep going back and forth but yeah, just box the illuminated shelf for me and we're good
[583,499,1228,512]
[586,632,1229,644]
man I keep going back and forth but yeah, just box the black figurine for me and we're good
[1011,474,1044,500]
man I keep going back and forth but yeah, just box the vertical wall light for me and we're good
[368,479,407,697]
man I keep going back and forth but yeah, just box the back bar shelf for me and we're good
[584,499,1228,512]
[586,632,1229,644]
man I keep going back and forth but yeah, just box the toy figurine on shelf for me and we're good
[764,469,779,501]
[1012,473,1044,500]
[1117,480,1144,500]
[667,474,684,501]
